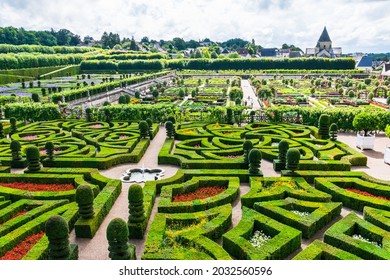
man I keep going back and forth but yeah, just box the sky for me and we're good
[0,0,389,53]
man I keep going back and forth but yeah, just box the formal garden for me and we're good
[0,51,390,260]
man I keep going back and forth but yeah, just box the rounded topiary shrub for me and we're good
[167,116,175,124]
[10,140,22,161]
[278,140,289,163]
[250,110,256,123]
[45,215,70,260]
[138,121,149,139]
[286,148,300,172]
[128,184,145,223]
[118,95,127,104]
[9,117,17,135]
[243,140,253,165]
[85,108,92,122]
[107,218,134,260]
[248,148,262,175]
[75,185,95,219]
[146,118,153,139]
[45,141,55,160]
[0,123,4,138]
[25,145,41,171]
[329,123,338,141]
[165,121,174,138]
[318,114,330,140]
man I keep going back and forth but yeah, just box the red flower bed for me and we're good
[173,186,227,202]
[0,182,74,192]
[346,188,390,201]
[0,231,44,260]
[0,211,28,226]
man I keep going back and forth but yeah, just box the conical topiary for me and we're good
[107,218,135,260]
[318,114,330,140]
[243,140,253,165]
[286,148,300,172]
[45,215,70,260]
[329,123,338,141]
[138,121,149,139]
[25,145,41,171]
[248,148,262,175]
[278,140,289,164]
[75,185,95,219]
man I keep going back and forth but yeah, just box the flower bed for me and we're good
[172,186,227,202]
[0,231,44,260]
[0,182,74,192]
[346,188,390,202]
[249,230,271,248]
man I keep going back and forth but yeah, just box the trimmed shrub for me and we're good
[10,140,22,161]
[9,117,17,135]
[329,123,338,141]
[274,140,289,171]
[292,240,362,260]
[353,111,380,136]
[128,184,146,239]
[25,145,41,171]
[243,140,253,165]
[32,93,40,102]
[248,148,262,175]
[165,121,174,138]
[138,121,149,139]
[0,123,4,138]
[167,115,176,124]
[75,185,95,219]
[45,141,55,160]
[107,218,135,260]
[318,114,330,140]
[286,148,300,172]
[45,215,71,260]
[85,108,92,122]
[226,108,233,124]
[146,118,153,139]
[118,95,127,104]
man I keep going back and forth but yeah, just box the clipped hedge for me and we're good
[292,240,362,260]
[254,197,342,238]
[142,204,232,260]
[324,212,390,260]
[222,207,301,260]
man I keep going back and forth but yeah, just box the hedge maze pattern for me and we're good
[159,122,366,170]
[0,168,121,259]
[0,120,157,169]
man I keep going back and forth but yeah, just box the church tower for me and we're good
[316,27,332,52]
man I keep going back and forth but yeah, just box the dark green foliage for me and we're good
[45,215,71,260]
[318,114,330,140]
[10,140,22,160]
[330,123,338,141]
[103,101,111,107]
[248,148,262,175]
[226,108,233,124]
[243,140,253,165]
[124,95,131,103]
[45,141,55,160]
[146,118,153,139]
[167,115,176,124]
[31,93,40,102]
[0,123,4,138]
[139,121,149,139]
[250,111,256,123]
[104,108,111,122]
[286,148,300,172]
[278,140,289,163]
[165,121,174,138]
[76,185,95,219]
[25,145,41,171]
[118,95,127,104]
[128,184,145,223]
[107,218,134,260]
[9,117,17,135]
[85,108,92,122]
[353,111,380,137]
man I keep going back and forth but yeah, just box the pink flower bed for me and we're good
[119,135,129,139]
[22,135,39,140]
[40,149,61,155]
[89,124,103,128]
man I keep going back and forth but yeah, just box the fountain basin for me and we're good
[120,168,164,183]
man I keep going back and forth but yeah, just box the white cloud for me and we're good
[0,0,389,52]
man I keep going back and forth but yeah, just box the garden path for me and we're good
[241,80,261,109]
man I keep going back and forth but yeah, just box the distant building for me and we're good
[236,47,250,58]
[259,48,278,57]
[356,56,373,72]
[306,27,342,58]
[289,50,304,58]
[382,63,390,77]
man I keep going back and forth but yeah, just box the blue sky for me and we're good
[0,0,389,53]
